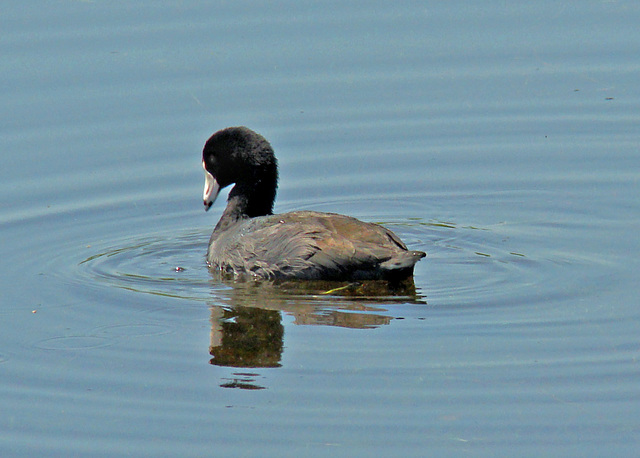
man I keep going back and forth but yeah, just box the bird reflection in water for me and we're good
[209,279,425,390]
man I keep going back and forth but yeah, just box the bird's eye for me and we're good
[203,157,217,174]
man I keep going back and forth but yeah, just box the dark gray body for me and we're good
[207,210,425,281]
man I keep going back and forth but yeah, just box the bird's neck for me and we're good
[213,183,275,233]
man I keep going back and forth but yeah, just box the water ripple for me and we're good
[76,230,214,301]
[43,191,606,320]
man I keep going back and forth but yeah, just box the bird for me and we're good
[202,126,425,282]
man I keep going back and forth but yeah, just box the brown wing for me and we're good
[209,211,424,280]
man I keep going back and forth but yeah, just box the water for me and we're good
[2,1,640,456]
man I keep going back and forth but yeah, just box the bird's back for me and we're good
[207,211,425,281]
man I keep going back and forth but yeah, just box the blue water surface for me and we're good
[2,1,639,456]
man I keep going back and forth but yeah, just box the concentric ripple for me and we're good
[76,229,216,301]
[65,206,607,316]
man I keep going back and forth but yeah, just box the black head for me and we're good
[202,127,278,217]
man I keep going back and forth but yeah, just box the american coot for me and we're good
[202,126,426,281]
